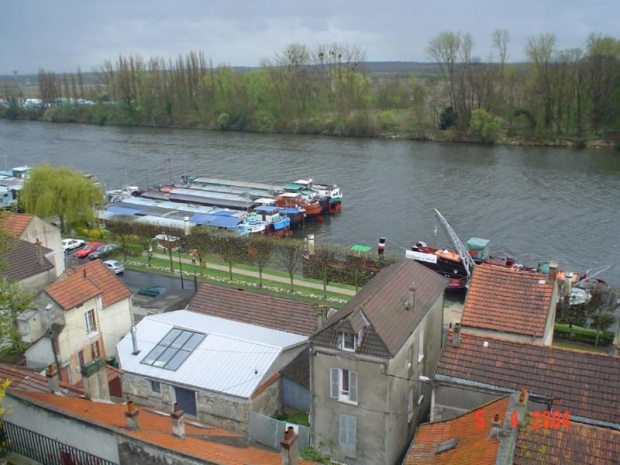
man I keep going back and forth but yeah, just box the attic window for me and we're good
[341,332,358,352]
[434,438,459,454]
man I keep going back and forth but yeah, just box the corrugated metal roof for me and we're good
[135,215,192,230]
[254,206,279,214]
[107,206,143,216]
[189,214,241,229]
[117,310,307,398]
[122,197,217,215]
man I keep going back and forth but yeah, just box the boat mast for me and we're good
[434,209,476,281]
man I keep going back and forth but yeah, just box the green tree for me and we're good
[585,284,618,346]
[213,234,247,280]
[20,163,103,233]
[247,235,276,288]
[277,240,305,293]
[312,244,339,299]
[184,227,215,276]
[469,109,503,143]
[0,280,34,355]
[106,219,136,262]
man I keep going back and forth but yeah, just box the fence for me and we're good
[248,412,311,451]
[0,421,117,465]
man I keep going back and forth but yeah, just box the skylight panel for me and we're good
[141,328,206,371]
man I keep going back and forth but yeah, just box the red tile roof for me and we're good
[436,331,620,427]
[13,391,314,465]
[0,363,83,396]
[46,260,132,310]
[188,282,318,336]
[405,397,510,464]
[515,413,620,465]
[461,265,554,337]
[45,270,102,310]
[0,213,34,237]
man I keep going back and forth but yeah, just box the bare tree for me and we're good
[277,239,305,293]
[248,235,276,288]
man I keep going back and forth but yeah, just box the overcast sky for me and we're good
[1,0,618,75]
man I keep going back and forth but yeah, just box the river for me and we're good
[2,119,620,284]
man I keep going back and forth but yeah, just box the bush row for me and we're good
[554,323,615,346]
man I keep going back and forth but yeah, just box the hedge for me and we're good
[554,323,615,347]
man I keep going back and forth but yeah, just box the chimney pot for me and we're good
[519,388,528,404]
[36,238,43,266]
[171,403,186,439]
[125,400,140,430]
[46,363,60,394]
[452,323,462,347]
[489,414,502,440]
[281,426,299,465]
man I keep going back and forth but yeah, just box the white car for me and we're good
[103,260,124,275]
[62,238,85,252]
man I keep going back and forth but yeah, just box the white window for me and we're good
[85,310,97,333]
[407,387,414,422]
[341,332,358,351]
[339,413,357,457]
[150,380,161,394]
[330,368,358,404]
[418,329,425,362]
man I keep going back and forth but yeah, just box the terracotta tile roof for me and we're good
[46,260,132,310]
[461,265,554,337]
[0,213,34,237]
[14,391,314,465]
[515,413,620,465]
[436,331,620,428]
[187,282,318,336]
[66,260,132,308]
[1,239,54,282]
[405,396,510,464]
[0,362,83,396]
[312,260,447,357]
[45,270,102,310]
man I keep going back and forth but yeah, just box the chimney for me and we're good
[452,323,461,347]
[489,413,502,439]
[46,364,60,394]
[406,281,416,311]
[547,260,559,284]
[131,326,140,355]
[315,305,328,331]
[519,387,528,405]
[82,358,110,401]
[171,403,186,439]
[36,238,43,266]
[125,400,140,430]
[281,426,299,465]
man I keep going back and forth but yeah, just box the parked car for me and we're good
[74,241,104,259]
[62,238,85,253]
[103,260,124,274]
[137,286,167,297]
[89,244,118,259]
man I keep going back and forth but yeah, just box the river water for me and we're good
[2,119,619,284]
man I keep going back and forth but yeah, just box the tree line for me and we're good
[2,31,619,145]
[105,219,394,296]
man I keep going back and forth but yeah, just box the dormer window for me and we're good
[341,332,358,351]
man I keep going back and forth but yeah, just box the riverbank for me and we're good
[2,108,617,151]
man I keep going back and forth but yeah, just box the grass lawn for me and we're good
[552,339,611,354]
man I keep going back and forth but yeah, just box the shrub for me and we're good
[377,110,399,131]
[344,111,376,137]
[554,323,614,346]
[469,109,503,143]
[252,110,276,133]
[216,112,230,130]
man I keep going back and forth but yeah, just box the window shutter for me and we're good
[330,368,339,398]
[337,332,343,349]
[349,371,358,403]
[339,414,347,445]
[348,415,357,449]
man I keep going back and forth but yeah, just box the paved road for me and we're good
[119,269,196,293]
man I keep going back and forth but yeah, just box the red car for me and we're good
[74,241,104,259]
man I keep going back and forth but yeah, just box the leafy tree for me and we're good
[312,244,339,299]
[439,107,457,130]
[105,219,136,261]
[277,240,305,293]
[247,235,276,287]
[0,280,34,355]
[469,109,503,143]
[20,163,103,233]
[184,227,215,276]
[131,222,159,267]
[213,234,247,280]
[584,283,618,346]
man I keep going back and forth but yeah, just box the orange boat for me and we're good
[276,193,322,220]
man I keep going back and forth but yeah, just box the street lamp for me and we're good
[177,248,184,289]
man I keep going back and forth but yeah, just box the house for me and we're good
[186,282,323,336]
[310,259,448,465]
[3,372,313,465]
[1,239,57,293]
[117,310,308,433]
[24,260,132,383]
[460,264,558,345]
[405,389,620,465]
[0,213,65,277]
[431,328,620,429]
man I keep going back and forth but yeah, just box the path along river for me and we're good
[2,119,619,284]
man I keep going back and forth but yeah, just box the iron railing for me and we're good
[1,421,117,465]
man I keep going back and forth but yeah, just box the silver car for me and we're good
[103,260,124,274]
